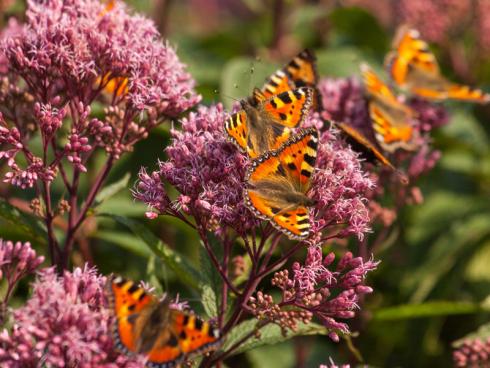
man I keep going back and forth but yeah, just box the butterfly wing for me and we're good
[261,69,294,99]
[261,49,318,99]
[387,26,490,103]
[335,122,396,170]
[408,73,490,103]
[285,49,318,88]
[245,129,318,240]
[386,26,440,87]
[224,110,250,154]
[171,312,222,357]
[361,64,417,152]
[144,311,220,367]
[260,87,313,128]
[107,276,157,355]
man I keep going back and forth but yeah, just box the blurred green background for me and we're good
[1,1,490,367]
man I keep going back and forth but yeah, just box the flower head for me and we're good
[0,266,145,367]
[0,0,200,190]
[249,247,378,339]
[453,337,490,368]
[0,239,44,314]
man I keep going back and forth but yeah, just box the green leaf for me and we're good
[441,109,489,154]
[0,199,47,245]
[329,7,389,55]
[100,213,201,290]
[97,196,148,216]
[405,213,490,302]
[92,230,150,257]
[201,284,218,319]
[223,320,328,356]
[94,173,131,207]
[146,254,163,294]
[316,47,378,78]
[465,240,490,282]
[373,301,486,321]
[199,233,223,318]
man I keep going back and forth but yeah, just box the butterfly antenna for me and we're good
[214,89,241,104]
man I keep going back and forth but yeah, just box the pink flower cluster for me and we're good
[453,337,490,368]
[249,246,378,340]
[134,104,374,241]
[0,239,44,309]
[0,0,200,188]
[0,266,145,368]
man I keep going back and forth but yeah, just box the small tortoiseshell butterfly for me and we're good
[386,26,490,103]
[106,276,221,368]
[225,87,313,158]
[260,49,319,101]
[361,63,418,153]
[245,128,318,240]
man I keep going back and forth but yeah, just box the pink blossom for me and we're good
[0,0,200,190]
[453,337,490,367]
[0,266,145,367]
[397,0,471,44]
[250,247,378,339]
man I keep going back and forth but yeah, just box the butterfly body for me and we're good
[387,26,490,103]
[245,128,318,240]
[225,87,313,158]
[107,276,221,368]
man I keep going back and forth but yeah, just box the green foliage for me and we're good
[0,199,47,246]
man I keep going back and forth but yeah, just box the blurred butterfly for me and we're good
[106,276,222,368]
[245,128,318,240]
[260,49,320,108]
[361,63,418,153]
[386,25,490,103]
[225,86,314,158]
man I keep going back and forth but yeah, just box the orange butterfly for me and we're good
[361,63,418,153]
[260,49,319,100]
[245,128,318,240]
[106,276,221,367]
[225,87,313,159]
[386,26,490,103]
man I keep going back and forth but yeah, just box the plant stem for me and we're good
[61,155,114,269]
[197,223,240,296]
[219,237,231,329]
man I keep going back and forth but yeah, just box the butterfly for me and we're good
[260,49,319,101]
[245,128,318,240]
[106,276,222,368]
[361,63,418,153]
[225,86,313,159]
[386,25,490,103]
